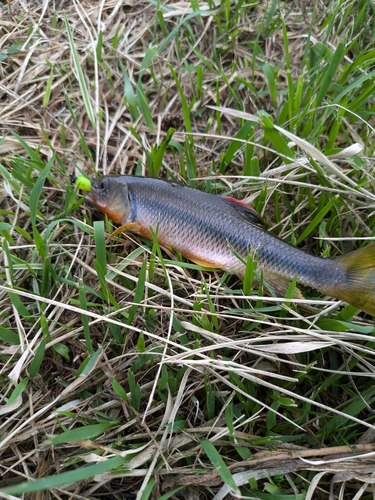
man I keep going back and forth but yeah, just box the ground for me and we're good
[1,1,375,499]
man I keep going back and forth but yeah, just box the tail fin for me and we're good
[334,242,375,316]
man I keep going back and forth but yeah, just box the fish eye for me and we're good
[99,180,107,191]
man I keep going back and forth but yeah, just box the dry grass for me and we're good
[1,0,375,499]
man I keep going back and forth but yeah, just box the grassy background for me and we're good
[1,0,375,499]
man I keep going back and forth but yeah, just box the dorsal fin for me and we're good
[221,196,267,227]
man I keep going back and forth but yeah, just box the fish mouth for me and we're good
[86,191,104,208]
[85,191,94,203]
[85,191,108,211]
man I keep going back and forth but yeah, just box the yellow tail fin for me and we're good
[334,242,375,316]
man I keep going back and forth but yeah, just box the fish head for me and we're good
[87,176,131,224]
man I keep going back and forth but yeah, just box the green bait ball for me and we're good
[73,175,92,191]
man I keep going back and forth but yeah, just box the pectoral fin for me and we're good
[107,222,142,241]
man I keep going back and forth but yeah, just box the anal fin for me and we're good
[187,255,224,270]
[263,271,304,299]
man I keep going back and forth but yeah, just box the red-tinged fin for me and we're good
[333,242,375,316]
[221,196,267,227]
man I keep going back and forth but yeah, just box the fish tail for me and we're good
[333,242,375,315]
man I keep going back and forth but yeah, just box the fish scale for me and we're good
[86,175,375,316]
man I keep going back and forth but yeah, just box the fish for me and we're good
[86,175,375,316]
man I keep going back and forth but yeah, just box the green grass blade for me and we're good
[126,258,147,328]
[0,326,20,345]
[94,220,107,274]
[94,259,119,307]
[7,292,32,320]
[158,487,187,500]
[65,16,96,128]
[112,377,130,403]
[128,370,141,411]
[321,386,375,435]
[202,281,219,331]
[7,377,28,406]
[150,127,175,177]
[136,82,154,131]
[157,10,207,54]
[138,477,156,500]
[139,46,157,77]
[79,279,93,354]
[64,93,95,170]
[81,343,100,372]
[96,30,103,63]
[280,16,293,122]
[332,68,375,104]
[261,114,294,161]
[0,222,13,231]
[221,120,255,173]
[296,194,339,245]
[42,65,54,108]
[28,338,47,377]
[315,41,345,108]
[262,62,277,108]
[200,439,239,495]
[45,423,113,445]
[29,156,54,230]
[10,131,44,165]
[120,61,139,121]
[243,251,256,296]
[1,456,126,495]
[166,62,192,133]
